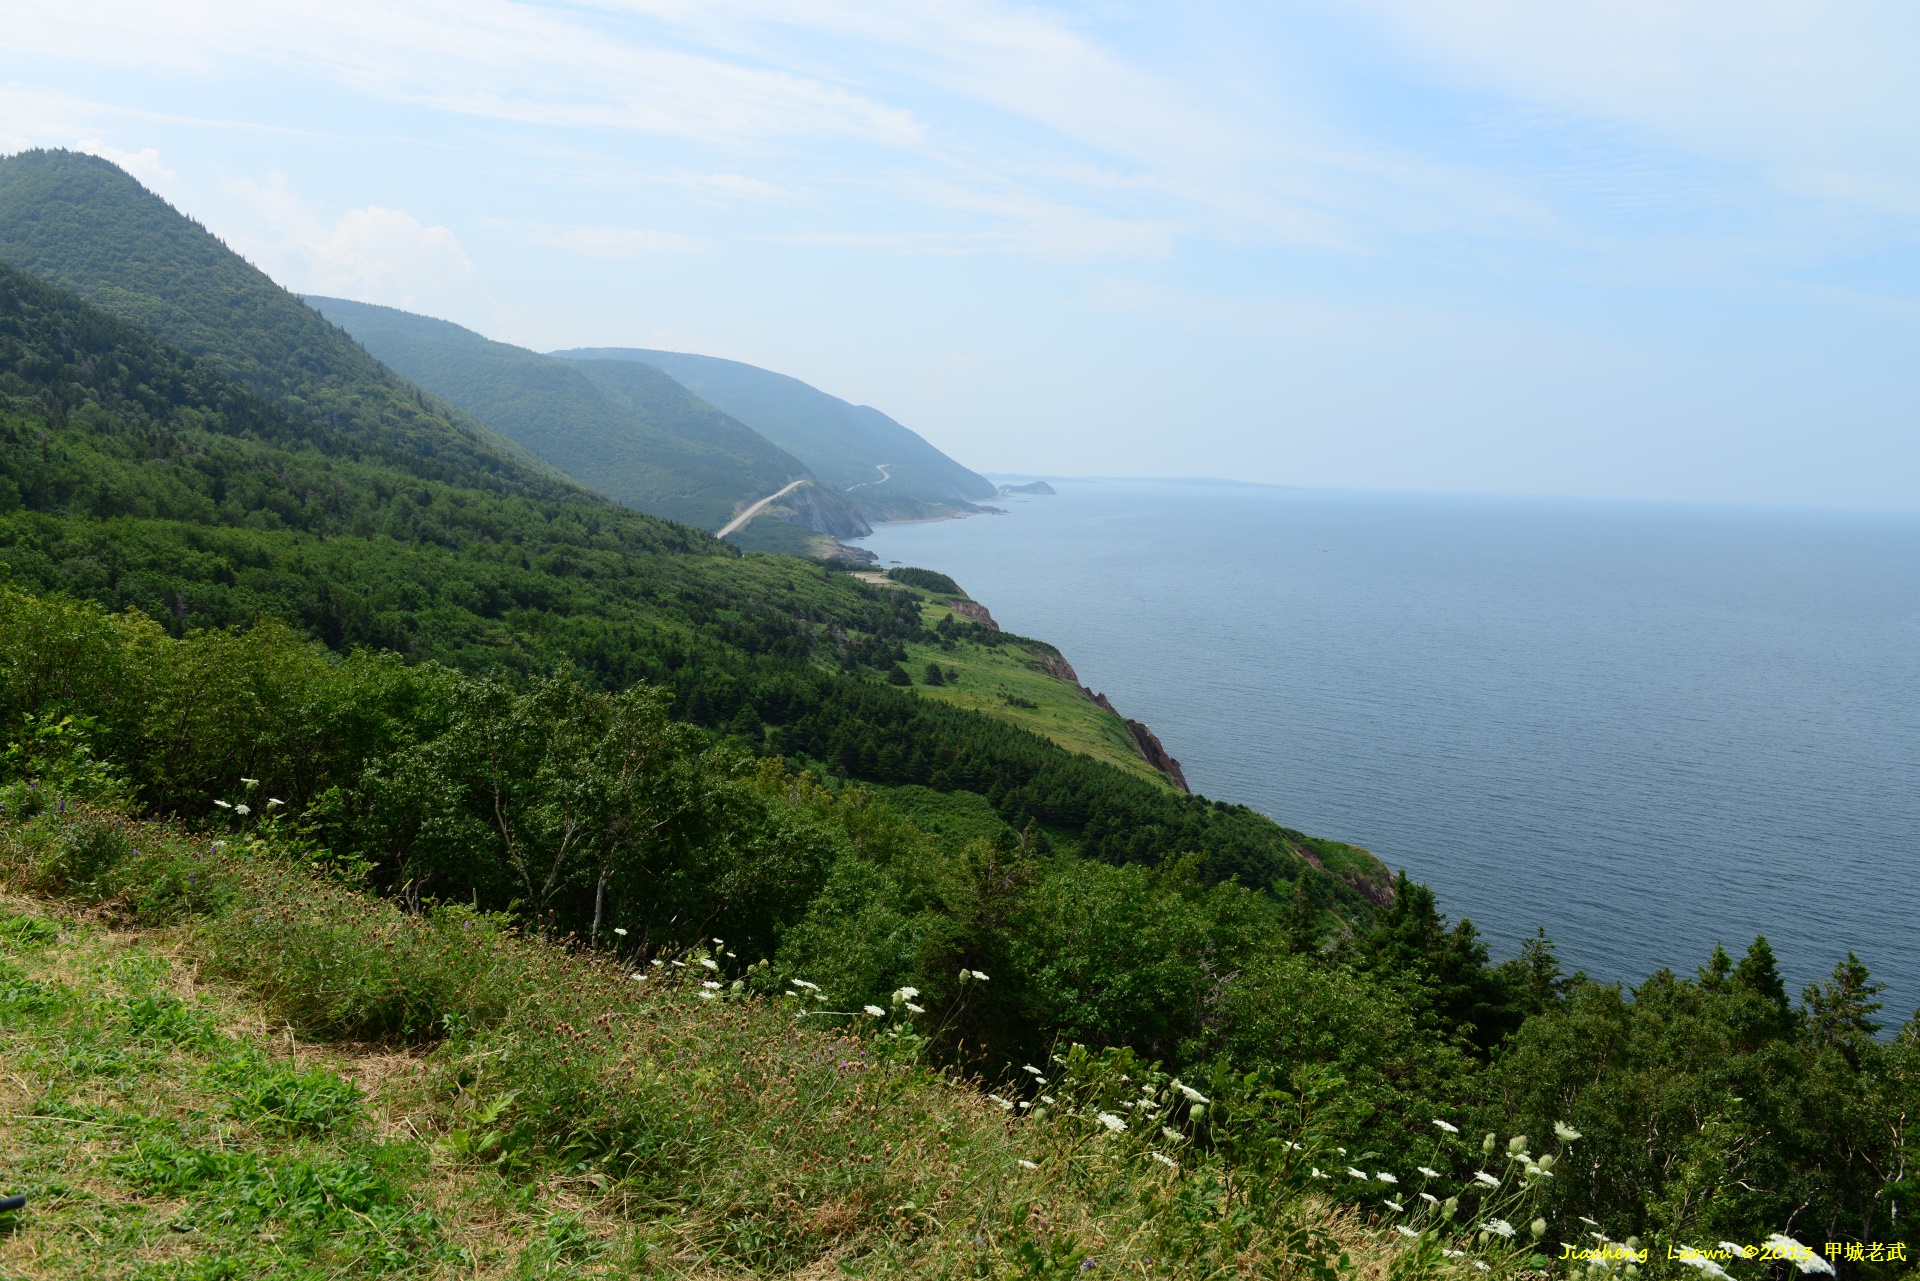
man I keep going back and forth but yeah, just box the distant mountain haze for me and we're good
[552,348,995,521]
[307,297,867,537]
[0,149,573,503]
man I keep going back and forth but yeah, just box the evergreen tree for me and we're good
[1805,951,1885,1066]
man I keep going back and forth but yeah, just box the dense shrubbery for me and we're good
[2,586,1915,1268]
[887,565,965,595]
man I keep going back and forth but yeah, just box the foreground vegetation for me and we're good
[1,809,1414,1279]
[3,587,1914,1275]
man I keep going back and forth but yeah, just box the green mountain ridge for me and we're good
[0,150,574,504]
[554,346,996,520]
[306,296,869,539]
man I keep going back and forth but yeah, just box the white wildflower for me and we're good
[1347,1167,1369,1180]
[213,799,232,809]
[266,798,284,807]
[1096,1112,1126,1133]
[790,979,818,990]
[697,990,718,1000]
[1175,1082,1208,1104]
[1473,1263,1490,1272]
[1386,1199,1406,1212]
[1417,1166,1441,1178]
[651,959,664,967]
[1311,1168,1328,1179]
[1376,1172,1398,1183]
[1396,1225,1419,1238]
[1018,1101,1032,1110]
[671,960,686,968]
[1024,1064,1044,1076]
[1162,1126,1180,1142]
[1673,1250,1732,1281]
[1487,1219,1516,1239]
[1433,1119,1460,1133]
[1151,1152,1178,1168]
[1041,1095,1056,1105]
[1473,1171,1500,1188]
[241,777,258,786]
[1420,1193,1439,1206]
[864,1005,885,1017]
[725,951,736,957]
[1555,1121,1583,1142]
[234,804,251,816]
[1580,1218,1600,1227]
[630,973,647,982]
[1016,1159,1038,1170]
[702,981,721,990]
[613,928,628,936]
[1337,1147,1348,1156]
[1443,1249,1465,1258]
[989,1094,1014,1111]
[895,986,920,1002]
[970,970,989,981]
[1719,1243,1747,1257]
[1764,1235,1834,1276]
[905,1002,925,1014]
[699,958,719,971]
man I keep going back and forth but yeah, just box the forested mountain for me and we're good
[0,149,567,500]
[554,346,996,520]
[308,297,869,538]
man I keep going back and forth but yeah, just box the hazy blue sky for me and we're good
[5,2,1917,508]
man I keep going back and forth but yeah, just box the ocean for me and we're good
[854,481,1920,1021]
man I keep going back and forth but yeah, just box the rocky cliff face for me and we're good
[1078,685,1187,791]
[948,599,998,629]
[1122,719,1190,793]
[775,481,872,538]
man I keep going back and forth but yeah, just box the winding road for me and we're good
[716,479,809,539]
[844,463,893,492]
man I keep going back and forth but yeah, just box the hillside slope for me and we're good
[308,297,869,537]
[0,816,1413,1281]
[554,346,995,520]
[0,149,569,501]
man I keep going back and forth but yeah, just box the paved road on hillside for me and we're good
[716,479,809,538]
[844,463,892,492]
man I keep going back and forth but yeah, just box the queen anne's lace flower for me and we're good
[1487,1220,1516,1239]
[1473,1170,1500,1188]
[1433,1119,1460,1133]
[1554,1121,1583,1142]
[1096,1112,1126,1132]
[1764,1235,1835,1276]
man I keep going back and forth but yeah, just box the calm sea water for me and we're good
[855,482,1920,1021]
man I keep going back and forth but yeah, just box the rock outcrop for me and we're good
[775,481,873,538]
[1122,719,1190,792]
[1034,652,1079,683]
[948,599,998,630]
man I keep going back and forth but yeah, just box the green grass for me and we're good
[0,807,1434,1281]
[867,586,1178,790]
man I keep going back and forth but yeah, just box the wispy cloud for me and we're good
[222,171,496,326]
[523,224,704,256]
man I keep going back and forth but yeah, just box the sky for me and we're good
[3,1,1918,509]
